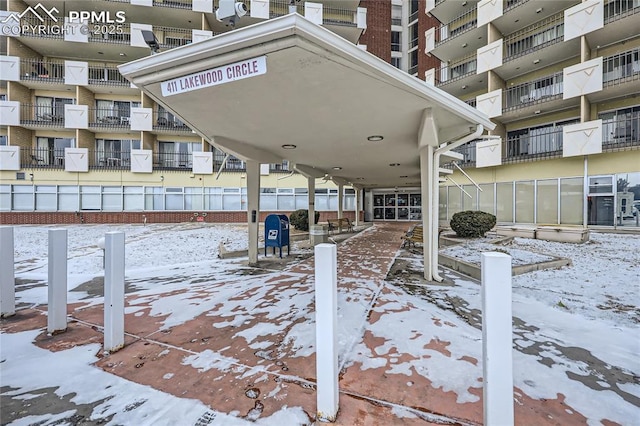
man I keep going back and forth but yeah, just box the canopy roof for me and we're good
[119,14,494,188]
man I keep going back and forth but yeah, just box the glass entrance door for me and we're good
[588,175,615,226]
[372,192,421,221]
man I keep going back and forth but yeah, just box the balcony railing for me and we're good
[21,148,67,169]
[605,0,640,23]
[268,0,357,26]
[89,24,132,44]
[603,47,640,87]
[435,7,478,46]
[153,0,192,9]
[505,0,528,13]
[504,12,564,62]
[20,104,66,126]
[153,110,191,131]
[19,15,62,39]
[504,72,563,111]
[505,127,563,161]
[154,151,195,170]
[464,98,477,108]
[88,109,131,129]
[155,26,192,49]
[436,53,477,85]
[88,65,130,86]
[452,140,478,167]
[602,113,640,149]
[20,59,65,83]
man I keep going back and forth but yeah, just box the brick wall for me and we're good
[0,210,364,225]
[77,86,95,108]
[142,132,156,150]
[8,126,32,149]
[359,0,392,63]
[76,129,95,150]
[418,1,441,80]
[8,81,31,105]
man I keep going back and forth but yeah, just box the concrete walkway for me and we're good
[1,223,593,425]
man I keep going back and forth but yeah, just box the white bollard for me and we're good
[314,243,339,422]
[481,252,514,426]
[1,226,16,317]
[48,229,68,334]
[104,231,125,352]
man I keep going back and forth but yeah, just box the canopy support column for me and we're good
[308,177,316,236]
[337,184,344,219]
[246,160,260,266]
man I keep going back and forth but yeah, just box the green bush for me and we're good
[289,209,320,231]
[450,210,496,238]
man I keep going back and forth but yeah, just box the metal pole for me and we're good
[48,229,67,334]
[0,226,15,317]
[315,243,339,422]
[481,252,514,426]
[104,231,125,352]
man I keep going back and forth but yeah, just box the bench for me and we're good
[401,225,423,248]
[327,218,353,234]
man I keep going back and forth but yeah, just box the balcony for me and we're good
[451,140,479,168]
[21,148,66,169]
[88,65,130,87]
[152,110,193,134]
[589,47,640,103]
[430,0,479,26]
[494,0,579,35]
[505,127,564,162]
[20,104,66,130]
[587,0,640,48]
[155,26,193,49]
[153,0,192,9]
[154,151,196,170]
[602,112,640,150]
[88,109,131,131]
[435,53,485,97]
[432,8,484,62]
[19,59,68,90]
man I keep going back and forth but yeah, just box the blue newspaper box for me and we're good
[264,214,290,258]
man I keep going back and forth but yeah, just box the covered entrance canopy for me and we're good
[119,13,494,281]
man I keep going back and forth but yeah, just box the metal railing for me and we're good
[605,0,640,23]
[435,7,478,46]
[153,0,192,9]
[602,47,640,87]
[505,0,529,13]
[21,148,67,169]
[436,53,477,85]
[20,104,66,126]
[504,12,564,62]
[155,26,193,48]
[602,113,640,149]
[465,98,477,108]
[153,110,191,131]
[154,151,195,170]
[88,24,132,44]
[88,109,131,128]
[88,65,129,86]
[20,58,65,83]
[452,140,478,167]
[503,72,563,111]
[268,0,357,26]
[18,15,63,39]
[505,127,563,161]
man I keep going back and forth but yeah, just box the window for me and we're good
[599,105,640,146]
[36,137,75,165]
[35,97,74,122]
[391,31,401,52]
[391,4,402,26]
[0,135,7,146]
[391,57,401,69]
[158,141,202,168]
[95,99,140,124]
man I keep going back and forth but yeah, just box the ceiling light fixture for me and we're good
[367,135,384,141]
[332,166,342,170]
[536,7,543,13]
[400,175,409,178]
[534,110,541,114]
[389,163,401,167]
[462,85,467,89]
[281,144,297,149]
[533,59,540,64]
[462,43,468,48]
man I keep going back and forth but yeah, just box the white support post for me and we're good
[246,160,260,266]
[315,243,339,422]
[104,231,125,352]
[354,187,360,227]
[481,252,514,426]
[48,229,67,334]
[419,145,434,280]
[0,226,16,317]
[308,177,316,239]
[337,184,343,219]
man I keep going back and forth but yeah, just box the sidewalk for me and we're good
[0,223,611,424]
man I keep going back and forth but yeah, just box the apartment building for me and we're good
[420,0,640,229]
[0,0,366,222]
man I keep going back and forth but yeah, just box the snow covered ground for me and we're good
[2,224,639,425]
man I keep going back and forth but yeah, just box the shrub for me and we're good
[289,209,320,231]
[450,210,496,238]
